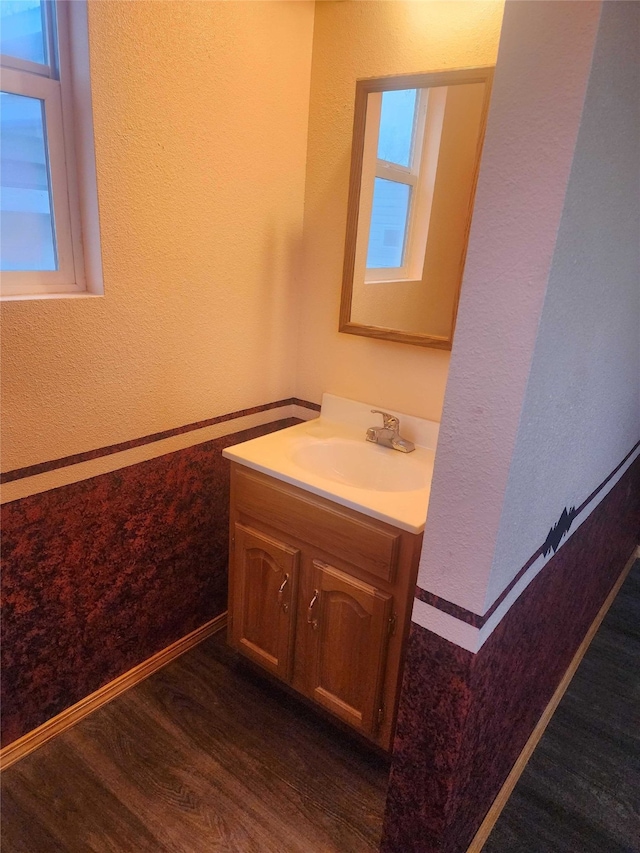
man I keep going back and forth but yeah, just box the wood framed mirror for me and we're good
[339,67,494,349]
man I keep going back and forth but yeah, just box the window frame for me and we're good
[1,0,101,299]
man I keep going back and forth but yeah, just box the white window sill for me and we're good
[0,291,104,303]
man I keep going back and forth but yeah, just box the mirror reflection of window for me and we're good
[367,178,410,268]
[377,88,417,166]
[363,87,446,284]
[341,69,493,348]
[367,89,419,271]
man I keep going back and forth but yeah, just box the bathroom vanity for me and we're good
[223,395,438,751]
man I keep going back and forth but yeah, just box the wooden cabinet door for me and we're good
[231,523,299,682]
[307,560,393,738]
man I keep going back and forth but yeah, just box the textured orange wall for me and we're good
[0,1,505,474]
[0,1,314,472]
[297,1,504,420]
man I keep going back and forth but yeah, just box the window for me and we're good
[0,0,102,298]
[362,85,446,285]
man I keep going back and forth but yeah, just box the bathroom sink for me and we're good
[290,438,428,492]
[222,394,439,533]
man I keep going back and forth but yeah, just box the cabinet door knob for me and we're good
[307,590,319,630]
[277,573,290,613]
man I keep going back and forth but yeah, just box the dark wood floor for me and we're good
[2,559,638,853]
[1,635,389,852]
[483,558,640,853]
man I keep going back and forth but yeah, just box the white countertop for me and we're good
[222,395,438,534]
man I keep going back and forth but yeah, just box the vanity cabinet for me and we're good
[227,462,423,751]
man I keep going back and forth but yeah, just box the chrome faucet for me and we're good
[366,410,415,453]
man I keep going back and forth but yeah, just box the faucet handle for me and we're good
[371,410,400,430]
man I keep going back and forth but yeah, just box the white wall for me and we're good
[416,0,602,616]
[485,0,640,609]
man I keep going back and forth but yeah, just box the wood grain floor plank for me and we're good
[1,738,166,852]
[1,786,78,853]
[482,559,640,853]
[137,643,386,851]
[146,642,387,816]
[1,630,388,853]
[70,699,354,853]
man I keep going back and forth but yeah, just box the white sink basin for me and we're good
[290,438,428,492]
[222,395,439,533]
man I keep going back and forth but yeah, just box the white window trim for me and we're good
[1,0,103,300]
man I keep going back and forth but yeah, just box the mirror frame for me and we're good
[339,67,494,349]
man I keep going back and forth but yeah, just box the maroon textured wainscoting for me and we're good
[0,418,298,748]
[381,457,639,853]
